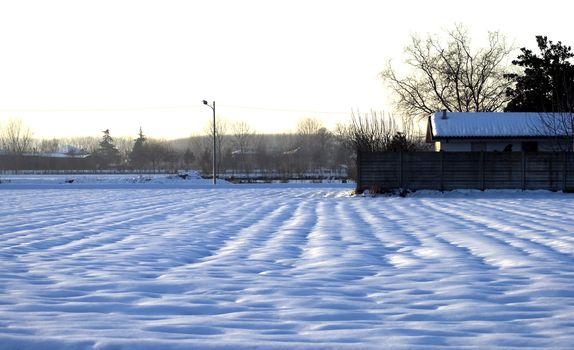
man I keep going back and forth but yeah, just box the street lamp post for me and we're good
[202,100,216,185]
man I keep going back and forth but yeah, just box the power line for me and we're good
[218,104,350,115]
[0,104,352,115]
[0,106,198,112]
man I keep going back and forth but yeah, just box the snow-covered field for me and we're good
[1,175,574,349]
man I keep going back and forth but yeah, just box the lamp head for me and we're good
[202,100,208,105]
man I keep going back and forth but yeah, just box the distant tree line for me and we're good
[187,118,352,180]
[0,118,356,179]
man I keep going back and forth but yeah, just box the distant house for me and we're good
[56,145,90,158]
[21,145,90,159]
[426,111,573,152]
[231,149,257,156]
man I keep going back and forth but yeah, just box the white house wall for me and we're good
[439,141,521,152]
[438,140,570,152]
[439,141,471,152]
[486,142,521,152]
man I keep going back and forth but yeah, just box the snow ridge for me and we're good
[1,188,574,349]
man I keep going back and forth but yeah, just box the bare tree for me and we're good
[232,121,255,153]
[296,117,322,136]
[381,24,514,118]
[34,138,60,153]
[114,136,134,166]
[205,118,228,175]
[189,133,212,175]
[144,140,163,171]
[535,112,574,151]
[540,70,574,150]
[336,111,395,152]
[295,117,324,172]
[0,118,34,154]
[231,121,256,175]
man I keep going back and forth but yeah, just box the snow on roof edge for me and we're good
[430,112,573,138]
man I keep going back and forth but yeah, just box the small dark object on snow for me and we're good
[178,173,190,180]
[65,179,75,184]
[398,188,410,197]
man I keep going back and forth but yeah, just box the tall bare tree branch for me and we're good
[381,24,514,119]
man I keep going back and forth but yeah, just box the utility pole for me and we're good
[202,100,216,184]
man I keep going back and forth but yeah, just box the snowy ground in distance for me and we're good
[1,176,574,349]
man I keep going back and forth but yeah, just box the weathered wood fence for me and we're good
[358,152,574,192]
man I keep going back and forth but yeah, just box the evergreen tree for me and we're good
[95,129,121,168]
[129,127,147,169]
[505,36,574,112]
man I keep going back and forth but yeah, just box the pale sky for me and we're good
[0,0,573,140]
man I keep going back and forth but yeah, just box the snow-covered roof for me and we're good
[231,149,256,155]
[57,144,85,154]
[20,152,91,158]
[429,112,573,139]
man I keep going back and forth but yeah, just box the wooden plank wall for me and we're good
[358,152,574,192]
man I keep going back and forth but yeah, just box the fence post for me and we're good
[562,152,567,192]
[439,151,444,192]
[356,151,362,191]
[398,152,403,188]
[521,151,526,191]
[480,151,485,191]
